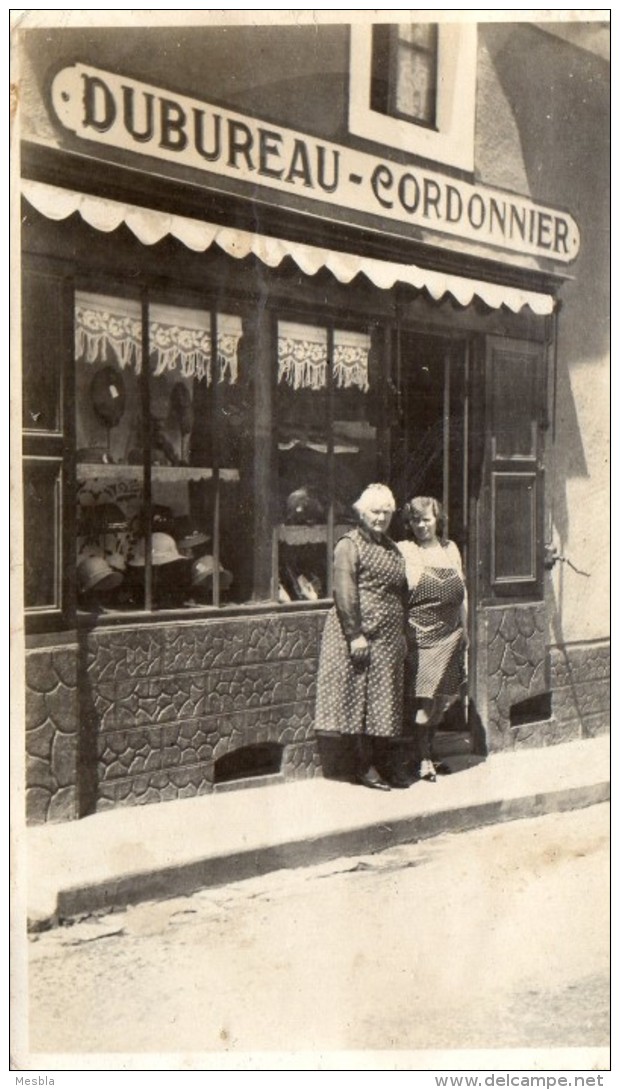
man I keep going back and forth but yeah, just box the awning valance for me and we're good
[22,179,555,316]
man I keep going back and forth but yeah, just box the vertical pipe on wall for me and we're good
[140,292,152,613]
[326,324,335,598]
[462,337,470,579]
[442,345,451,541]
[251,311,275,601]
[210,309,221,607]
[544,303,560,547]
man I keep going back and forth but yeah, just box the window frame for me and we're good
[349,21,477,171]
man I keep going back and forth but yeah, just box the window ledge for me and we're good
[76,598,332,629]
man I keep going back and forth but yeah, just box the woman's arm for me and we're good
[333,537,369,665]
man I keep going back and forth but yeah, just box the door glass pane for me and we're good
[491,352,537,459]
[494,474,535,580]
[74,292,144,612]
[390,333,446,509]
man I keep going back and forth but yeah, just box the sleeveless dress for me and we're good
[398,539,465,708]
[314,527,407,738]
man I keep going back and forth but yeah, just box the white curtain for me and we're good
[74,292,243,383]
[278,321,370,391]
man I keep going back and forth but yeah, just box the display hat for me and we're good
[174,515,210,551]
[129,532,185,567]
[90,364,126,428]
[77,555,123,594]
[191,554,233,589]
[79,503,129,532]
[285,487,325,525]
[152,505,175,532]
[80,542,126,573]
[134,505,176,536]
[179,529,210,552]
[106,550,127,573]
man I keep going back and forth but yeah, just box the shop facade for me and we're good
[17,19,610,823]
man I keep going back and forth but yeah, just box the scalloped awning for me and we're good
[22,179,555,316]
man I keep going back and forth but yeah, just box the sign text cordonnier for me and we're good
[51,64,580,263]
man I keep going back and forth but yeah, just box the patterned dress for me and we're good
[314,527,407,738]
[398,539,466,710]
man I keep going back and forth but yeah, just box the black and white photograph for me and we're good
[10,8,611,1075]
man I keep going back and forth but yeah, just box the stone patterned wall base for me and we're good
[476,609,609,753]
[82,611,326,813]
[476,603,549,753]
[25,644,79,825]
[25,613,608,823]
[550,642,610,739]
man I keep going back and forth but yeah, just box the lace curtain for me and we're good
[278,321,370,391]
[75,293,242,383]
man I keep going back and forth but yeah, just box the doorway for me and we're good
[388,328,477,760]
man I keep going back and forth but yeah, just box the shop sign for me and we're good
[51,64,580,262]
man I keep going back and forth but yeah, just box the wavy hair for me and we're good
[402,495,446,537]
[353,483,397,517]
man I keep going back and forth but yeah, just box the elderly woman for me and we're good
[314,483,409,790]
[398,496,468,781]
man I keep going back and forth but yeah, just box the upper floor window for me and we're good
[371,23,438,129]
[349,22,477,171]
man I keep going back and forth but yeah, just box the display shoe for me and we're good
[433,760,452,776]
[419,759,437,782]
[357,766,392,791]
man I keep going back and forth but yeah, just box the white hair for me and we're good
[353,483,396,516]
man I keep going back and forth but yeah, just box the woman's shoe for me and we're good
[419,759,437,782]
[433,760,452,776]
[387,772,412,789]
[356,766,391,791]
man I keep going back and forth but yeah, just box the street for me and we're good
[27,802,610,1057]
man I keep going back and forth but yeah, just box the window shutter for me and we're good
[484,336,546,599]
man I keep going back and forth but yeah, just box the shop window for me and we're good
[74,290,246,613]
[371,23,438,129]
[73,292,382,615]
[349,22,477,171]
[275,320,378,601]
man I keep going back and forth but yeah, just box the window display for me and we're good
[74,291,244,612]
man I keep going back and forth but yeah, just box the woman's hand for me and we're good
[349,634,370,668]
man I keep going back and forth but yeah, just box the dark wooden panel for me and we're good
[23,457,63,612]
